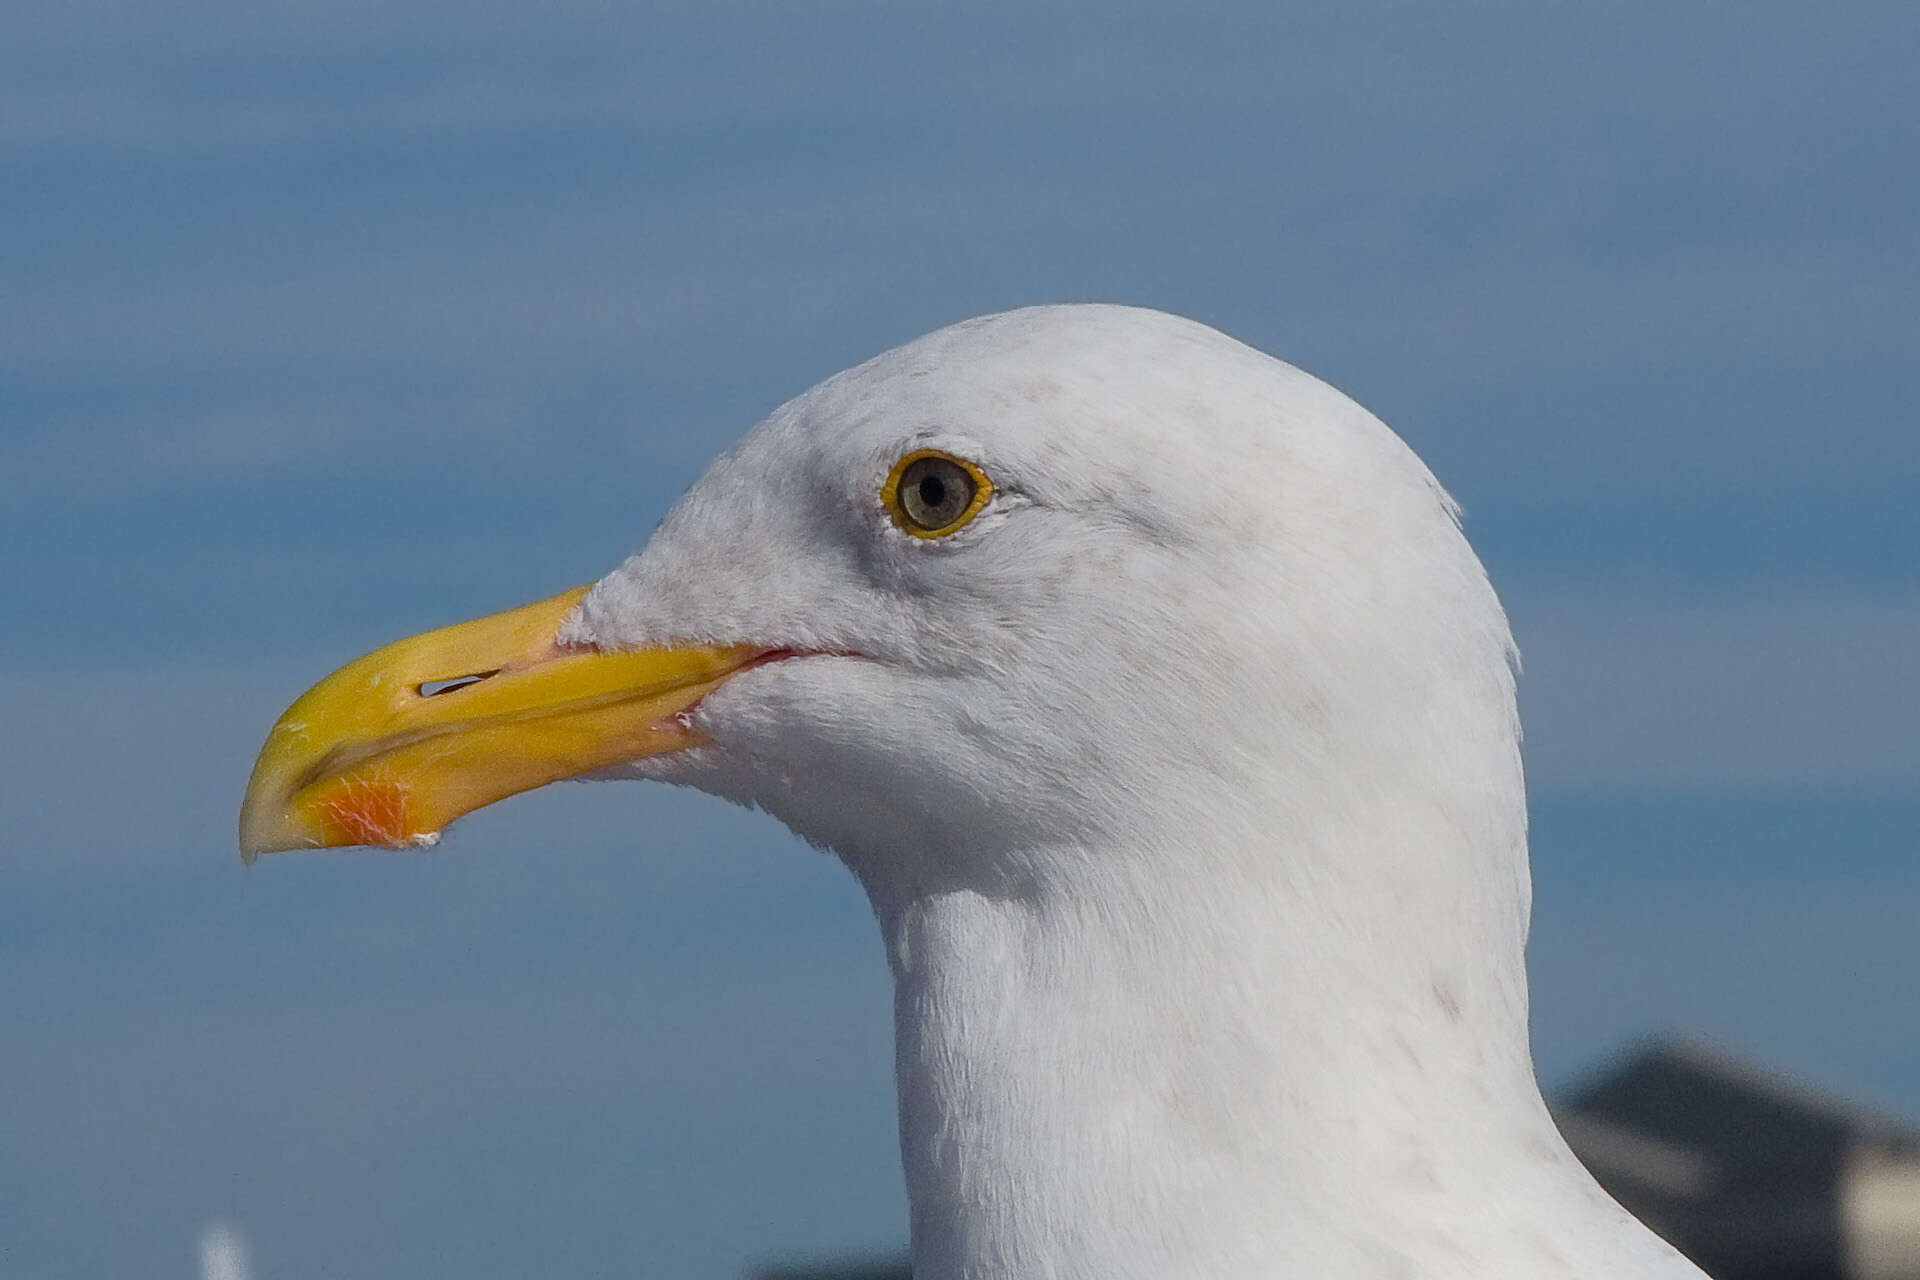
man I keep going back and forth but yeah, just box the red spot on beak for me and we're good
[316,776,417,848]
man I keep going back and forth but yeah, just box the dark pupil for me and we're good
[900,457,974,529]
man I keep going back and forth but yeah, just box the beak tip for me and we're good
[235,797,448,861]
[235,796,319,863]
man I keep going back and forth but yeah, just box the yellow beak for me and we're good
[237,586,760,860]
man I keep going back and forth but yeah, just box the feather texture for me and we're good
[563,306,1705,1279]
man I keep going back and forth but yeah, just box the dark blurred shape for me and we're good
[1559,1039,1920,1279]
[747,1039,1920,1280]
[748,1259,909,1280]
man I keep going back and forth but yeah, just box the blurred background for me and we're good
[2,2,1915,1277]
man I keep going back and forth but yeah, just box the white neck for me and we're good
[866,812,1701,1280]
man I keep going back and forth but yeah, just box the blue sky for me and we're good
[2,2,1916,1276]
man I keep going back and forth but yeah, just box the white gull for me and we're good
[242,305,1706,1279]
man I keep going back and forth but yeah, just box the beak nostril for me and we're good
[417,670,500,698]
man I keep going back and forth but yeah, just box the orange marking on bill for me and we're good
[316,775,418,848]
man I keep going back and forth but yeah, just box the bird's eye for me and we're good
[883,450,993,538]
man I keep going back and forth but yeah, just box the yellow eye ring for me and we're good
[881,450,995,539]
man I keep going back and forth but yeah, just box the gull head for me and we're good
[234,306,1710,1280]
[241,304,1521,922]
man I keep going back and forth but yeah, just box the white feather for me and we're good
[564,306,1705,1279]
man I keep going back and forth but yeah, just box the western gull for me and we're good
[240,305,1705,1279]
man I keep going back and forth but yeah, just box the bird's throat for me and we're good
[875,840,1589,1280]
